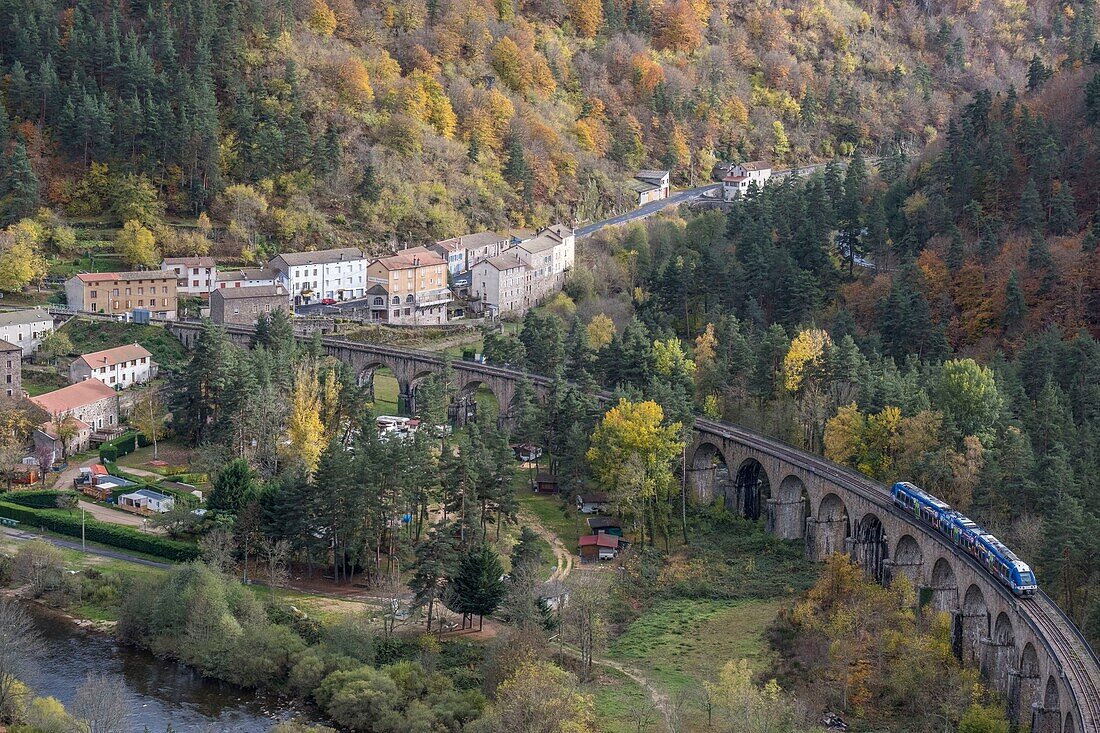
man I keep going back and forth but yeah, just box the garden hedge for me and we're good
[3,490,77,509]
[0,501,199,562]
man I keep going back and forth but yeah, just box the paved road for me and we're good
[575,184,721,239]
[0,525,170,569]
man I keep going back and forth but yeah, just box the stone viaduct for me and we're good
[168,321,1100,732]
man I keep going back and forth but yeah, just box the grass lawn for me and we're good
[608,597,783,695]
[59,318,190,371]
[585,668,659,733]
[0,290,55,307]
[370,371,401,415]
[116,438,195,473]
[517,491,585,549]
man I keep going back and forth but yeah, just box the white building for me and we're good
[723,161,772,201]
[117,488,175,514]
[69,343,157,389]
[0,307,54,356]
[629,170,670,206]
[215,267,279,290]
[268,247,368,305]
[162,256,217,295]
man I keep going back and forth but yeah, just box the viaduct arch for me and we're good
[168,321,1100,732]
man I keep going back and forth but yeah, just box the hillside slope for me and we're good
[0,0,1095,258]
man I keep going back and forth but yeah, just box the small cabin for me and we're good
[575,492,610,514]
[511,442,543,463]
[533,473,559,494]
[587,515,623,536]
[579,534,619,562]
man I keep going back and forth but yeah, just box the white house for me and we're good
[162,256,217,295]
[117,488,175,514]
[68,343,157,389]
[576,492,611,514]
[0,308,54,356]
[723,161,772,201]
[215,267,279,290]
[268,247,368,305]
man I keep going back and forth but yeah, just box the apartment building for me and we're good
[162,256,217,295]
[366,247,452,325]
[69,344,157,389]
[64,271,178,320]
[268,247,368,305]
[0,307,54,355]
[468,225,576,317]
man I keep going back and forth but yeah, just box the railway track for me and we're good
[696,418,1100,732]
[1025,593,1100,730]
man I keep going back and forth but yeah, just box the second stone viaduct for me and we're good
[168,320,1099,733]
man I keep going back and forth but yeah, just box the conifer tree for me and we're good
[450,544,506,630]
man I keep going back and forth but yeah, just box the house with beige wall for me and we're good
[366,247,452,325]
[65,271,178,319]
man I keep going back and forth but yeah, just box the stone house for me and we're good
[210,285,292,325]
[31,379,120,460]
[1,339,21,397]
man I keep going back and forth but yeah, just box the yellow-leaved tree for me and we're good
[585,313,615,351]
[0,220,48,292]
[116,220,159,267]
[587,399,683,548]
[566,0,602,38]
[285,365,326,474]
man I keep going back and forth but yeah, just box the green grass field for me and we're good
[608,598,782,694]
[517,491,585,549]
[585,668,659,733]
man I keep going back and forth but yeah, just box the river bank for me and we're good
[22,603,323,732]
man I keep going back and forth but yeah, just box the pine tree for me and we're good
[1049,182,1077,234]
[0,139,40,225]
[1086,73,1100,125]
[1003,271,1026,331]
[450,544,506,630]
[409,524,459,632]
[1027,54,1052,91]
[1017,178,1044,233]
[358,161,381,203]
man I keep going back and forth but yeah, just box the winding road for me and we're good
[575,184,721,239]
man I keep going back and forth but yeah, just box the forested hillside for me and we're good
[0,0,1097,256]
[514,62,1100,651]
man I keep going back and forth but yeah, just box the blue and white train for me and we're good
[891,481,1038,596]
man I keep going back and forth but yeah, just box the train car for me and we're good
[890,481,1037,596]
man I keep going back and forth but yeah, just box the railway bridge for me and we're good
[168,320,1100,732]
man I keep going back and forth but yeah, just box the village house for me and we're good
[210,285,292,326]
[1,339,21,398]
[161,256,217,295]
[69,344,157,389]
[366,247,452,325]
[429,231,511,277]
[628,170,671,206]
[64,271,178,320]
[215,267,279,290]
[0,307,54,356]
[575,492,611,514]
[723,160,772,201]
[469,253,532,317]
[268,247,368,305]
[31,379,121,460]
[117,488,175,515]
[579,534,619,562]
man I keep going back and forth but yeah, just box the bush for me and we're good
[99,445,119,462]
[2,490,76,509]
[0,501,199,562]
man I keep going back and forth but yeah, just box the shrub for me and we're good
[2,490,76,509]
[98,445,119,462]
[0,501,199,562]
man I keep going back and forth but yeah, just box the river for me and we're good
[26,605,323,732]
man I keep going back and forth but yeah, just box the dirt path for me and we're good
[519,508,574,582]
[50,456,98,491]
[558,646,673,730]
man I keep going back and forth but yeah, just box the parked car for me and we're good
[321,297,337,305]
